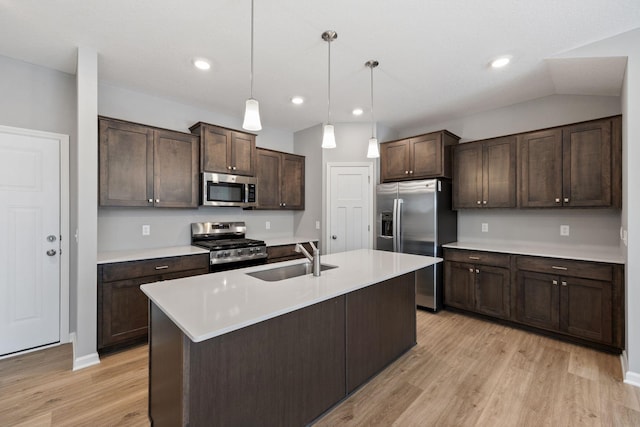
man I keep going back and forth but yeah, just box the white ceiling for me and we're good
[0,0,638,132]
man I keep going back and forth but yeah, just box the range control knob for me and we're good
[237,249,244,256]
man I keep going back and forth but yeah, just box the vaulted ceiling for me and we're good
[0,0,638,132]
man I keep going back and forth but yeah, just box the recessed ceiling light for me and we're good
[490,56,511,68]
[291,96,304,105]
[352,108,364,116]
[193,58,211,70]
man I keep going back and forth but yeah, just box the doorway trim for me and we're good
[0,125,70,356]
[325,162,375,253]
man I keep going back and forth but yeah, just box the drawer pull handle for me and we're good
[155,265,169,270]
[469,268,474,273]
[553,280,558,285]
[475,269,480,274]
[561,281,568,286]
[468,256,480,260]
[551,266,568,271]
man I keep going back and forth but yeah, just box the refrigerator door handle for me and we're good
[396,198,404,252]
[392,198,398,251]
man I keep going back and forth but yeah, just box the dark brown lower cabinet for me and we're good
[444,249,511,319]
[266,241,319,264]
[444,248,623,352]
[97,254,209,354]
[516,265,613,345]
[148,272,417,426]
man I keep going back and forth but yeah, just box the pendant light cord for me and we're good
[370,64,375,138]
[327,38,331,124]
[250,0,254,99]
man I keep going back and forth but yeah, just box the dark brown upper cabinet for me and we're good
[189,122,256,176]
[518,116,621,208]
[256,148,305,210]
[453,136,516,209]
[99,117,199,208]
[380,131,459,182]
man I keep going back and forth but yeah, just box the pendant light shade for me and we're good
[243,98,262,131]
[321,30,337,149]
[242,0,262,131]
[322,124,336,149]
[365,60,380,158]
[367,137,379,158]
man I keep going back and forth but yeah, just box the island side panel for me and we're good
[187,296,347,427]
[346,272,417,393]
[149,302,189,427]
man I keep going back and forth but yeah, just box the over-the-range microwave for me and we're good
[201,173,257,208]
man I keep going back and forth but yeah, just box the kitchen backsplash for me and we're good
[98,207,298,252]
[458,208,622,249]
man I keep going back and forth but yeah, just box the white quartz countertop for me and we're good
[442,241,624,264]
[97,246,209,264]
[262,236,319,247]
[141,249,440,343]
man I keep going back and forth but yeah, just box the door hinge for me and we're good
[368,225,370,231]
[368,176,371,184]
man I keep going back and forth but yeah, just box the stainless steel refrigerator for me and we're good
[376,179,457,310]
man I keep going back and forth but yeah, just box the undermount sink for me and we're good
[247,262,338,282]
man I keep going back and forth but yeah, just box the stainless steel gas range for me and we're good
[191,221,267,272]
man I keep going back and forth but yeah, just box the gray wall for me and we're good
[97,83,297,251]
[293,122,399,251]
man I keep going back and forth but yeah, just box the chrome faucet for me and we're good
[295,241,321,276]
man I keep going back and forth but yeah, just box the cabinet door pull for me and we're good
[227,166,232,170]
[475,269,480,274]
[551,266,568,271]
[476,200,481,205]
[155,199,160,203]
[148,198,153,203]
[564,197,569,203]
[468,268,474,273]
[232,166,237,170]
[552,280,558,285]
[555,198,561,203]
[405,170,409,174]
[482,201,487,205]
[468,256,480,260]
[409,170,413,174]
[155,265,169,270]
[561,281,568,286]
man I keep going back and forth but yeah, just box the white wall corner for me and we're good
[621,351,640,388]
[70,332,100,370]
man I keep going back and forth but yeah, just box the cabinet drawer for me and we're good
[101,253,210,282]
[267,242,317,263]
[516,256,612,281]
[444,249,510,268]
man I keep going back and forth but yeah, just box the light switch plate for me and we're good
[481,223,488,233]
[142,225,150,236]
[315,221,320,230]
[265,221,271,230]
[560,225,570,236]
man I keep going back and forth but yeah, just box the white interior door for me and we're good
[327,164,373,254]
[0,130,61,356]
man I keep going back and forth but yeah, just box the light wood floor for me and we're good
[2,310,640,426]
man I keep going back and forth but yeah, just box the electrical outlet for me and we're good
[142,225,150,236]
[481,223,488,233]
[560,225,570,236]
[265,221,271,230]
[315,221,320,230]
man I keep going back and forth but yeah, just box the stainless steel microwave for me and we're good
[201,173,257,208]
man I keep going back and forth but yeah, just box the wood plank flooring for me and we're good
[1,310,639,426]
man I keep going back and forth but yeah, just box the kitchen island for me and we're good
[141,248,440,426]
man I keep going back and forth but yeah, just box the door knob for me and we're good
[332,235,337,239]
[46,249,57,256]
[47,235,57,242]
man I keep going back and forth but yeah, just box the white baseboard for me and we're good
[70,332,100,371]
[621,351,640,388]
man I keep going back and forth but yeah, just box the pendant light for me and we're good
[242,0,262,131]
[366,60,380,158]
[321,30,337,149]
